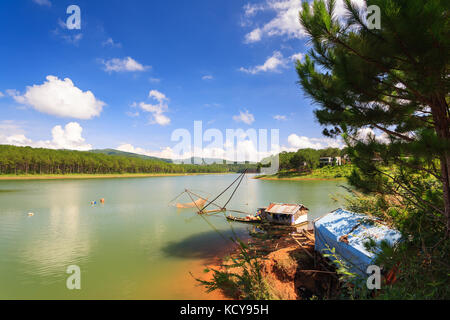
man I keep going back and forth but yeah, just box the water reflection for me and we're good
[19,185,91,277]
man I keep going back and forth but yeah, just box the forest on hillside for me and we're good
[0,145,237,175]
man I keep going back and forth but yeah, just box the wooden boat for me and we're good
[226,214,261,223]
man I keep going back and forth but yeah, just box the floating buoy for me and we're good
[100,198,105,204]
[27,212,34,217]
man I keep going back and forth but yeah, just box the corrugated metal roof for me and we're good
[265,203,308,215]
[314,208,402,276]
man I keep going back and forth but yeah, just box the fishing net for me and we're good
[175,197,208,209]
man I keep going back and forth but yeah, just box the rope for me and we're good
[186,189,203,212]
[202,170,247,211]
[168,190,188,205]
[221,169,247,209]
[186,189,222,209]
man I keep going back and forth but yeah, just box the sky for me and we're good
[0,0,365,161]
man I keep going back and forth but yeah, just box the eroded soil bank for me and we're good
[195,226,339,300]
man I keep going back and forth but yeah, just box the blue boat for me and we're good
[314,208,402,277]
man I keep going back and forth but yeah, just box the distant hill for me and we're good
[89,149,173,163]
[174,157,256,165]
[90,150,257,166]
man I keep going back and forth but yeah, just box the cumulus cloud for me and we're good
[102,57,150,72]
[242,0,366,43]
[202,75,214,80]
[134,90,171,126]
[245,28,263,43]
[0,91,4,98]
[33,0,51,7]
[233,110,255,125]
[0,122,92,151]
[288,133,343,149]
[117,144,175,159]
[117,138,277,163]
[8,76,105,119]
[355,127,390,144]
[290,52,304,62]
[243,0,306,43]
[240,51,287,74]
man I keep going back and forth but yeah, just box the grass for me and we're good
[255,164,354,181]
[193,238,273,300]
[0,172,230,180]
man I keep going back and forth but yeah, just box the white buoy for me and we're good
[27,212,34,217]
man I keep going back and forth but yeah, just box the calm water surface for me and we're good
[0,174,346,299]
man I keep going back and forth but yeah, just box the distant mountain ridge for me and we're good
[90,150,257,165]
[174,157,256,165]
[89,149,173,163]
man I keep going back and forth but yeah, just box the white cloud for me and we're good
[149,90,167,102]
[152,113,171,126]
[117,139,277,163]
[9,76,105,119]
[288,133,343,149]
[243,0,306,43]
[102,37,122,48]
[233,110,255,125]
[33,0,51,7]
[62,33,83,45]
[334,0,366,17]
[355,128,390,144]
[243,0,366,43]
[134,90,171,126]
[273,115,287,121]
[0,91,4,98]
[240,51,287,74]
[290,52,304,61]
[117,144,175,160]
[53,21,83,45]
[244,2,266,17]
[57,18,67,29]
[245,28,263,43]
[202,75,214,80]
[102,57,150,73]
[0,122,92,151]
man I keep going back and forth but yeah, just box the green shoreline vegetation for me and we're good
[0,172,228,180]
[0,145,255,177]
[256,165,353,181]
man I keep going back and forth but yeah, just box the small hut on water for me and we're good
[259,203,309,226]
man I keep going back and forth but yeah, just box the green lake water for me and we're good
[0,174,346,299]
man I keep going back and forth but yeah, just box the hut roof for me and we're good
[265,203,308,215]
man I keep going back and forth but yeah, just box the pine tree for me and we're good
[296,0,450,233]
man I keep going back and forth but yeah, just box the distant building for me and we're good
[319,156,342,167]
[319,157,333,166]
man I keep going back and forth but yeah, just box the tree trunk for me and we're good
[431,95,450,235]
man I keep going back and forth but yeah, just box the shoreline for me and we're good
[200,226,338,300]
[0,172,231,181]
[254,175,346,181]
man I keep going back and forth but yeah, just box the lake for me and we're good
[0,174,346,299]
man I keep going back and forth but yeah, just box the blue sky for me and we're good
[0,0,350,161]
